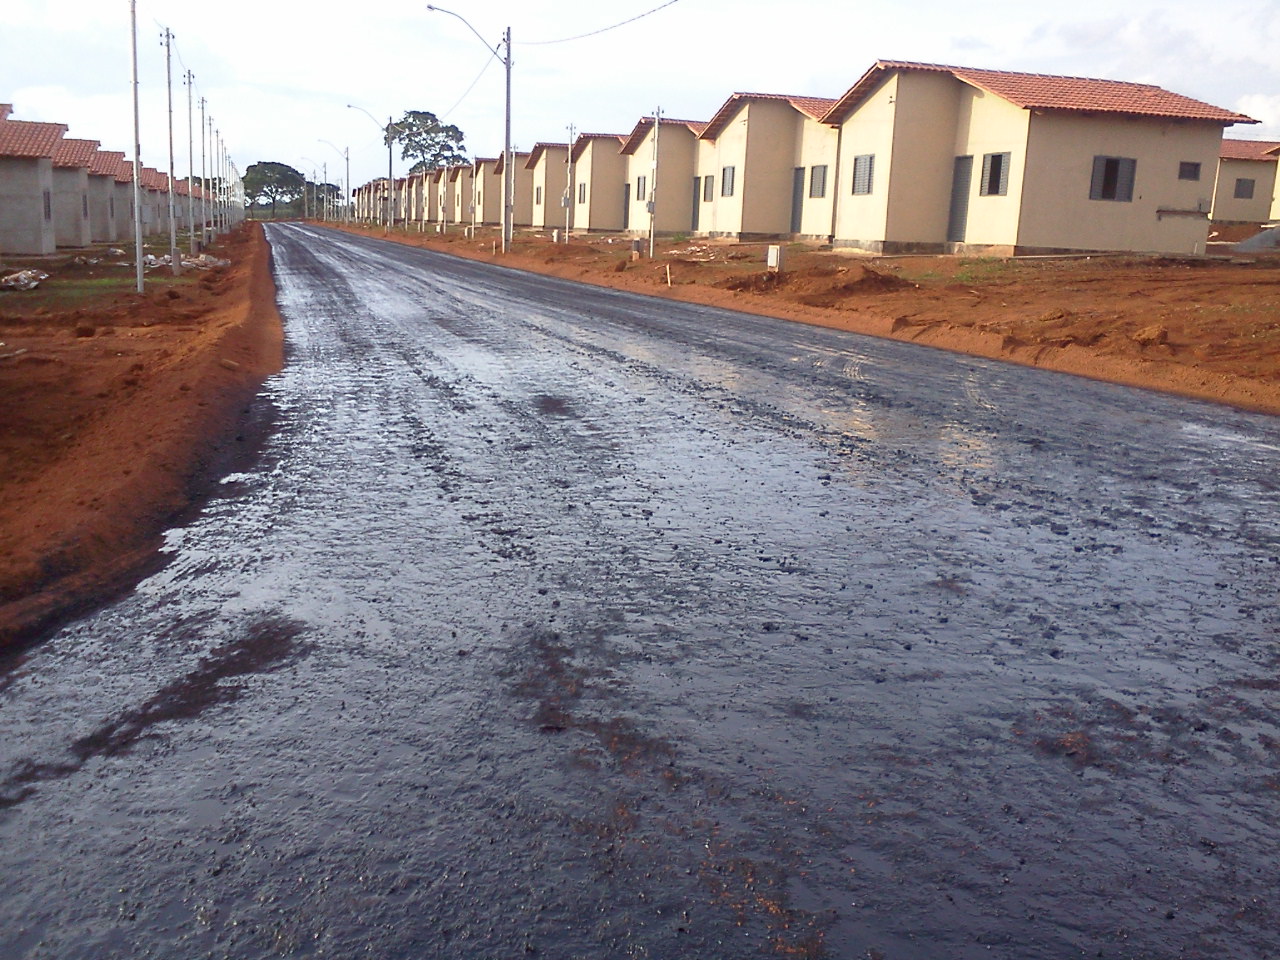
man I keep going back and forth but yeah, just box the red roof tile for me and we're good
[115,160,137,184]
[0,118,68,159]
[1219,139,1280,162]
[526,142,569,168]
[52,137,101,169]
[700,92,839,140]
[823,60,1257,127]
[493,151,530,174]
[620,117,708,155]
[570,133,626,162]
[88,149,126,177]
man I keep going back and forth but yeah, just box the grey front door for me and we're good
[691,177,700,231]
[790,167,805,234]
[947,155,973,244]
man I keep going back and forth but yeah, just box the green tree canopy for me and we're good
[243,162,305,218]
[387,110,467,173]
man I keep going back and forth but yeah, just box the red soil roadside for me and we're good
[0,223,283,649]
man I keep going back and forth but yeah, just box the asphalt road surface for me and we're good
[3,222,1279,959]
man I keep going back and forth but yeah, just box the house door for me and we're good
[790,167,805,234]
[946,155,973,244]
[622,183,630,230]
[691,177,701,231]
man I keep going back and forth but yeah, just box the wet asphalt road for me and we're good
[2,221,1279,959]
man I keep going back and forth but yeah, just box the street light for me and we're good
[348,103,401,233]
[320,139,350,222]
[300,156,321,220]
[426,5,512,254]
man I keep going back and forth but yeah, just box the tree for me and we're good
[243,162,305,219]
[387,110,467,173]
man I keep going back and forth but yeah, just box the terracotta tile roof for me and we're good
[570,133,626,162]
[52,137,102,169]
[493,151,530,174]
[447,165,471,181]
[88,149,126,177]
[822,60,1258,126]
[700,92,839,140]
[620,117,708,155]
[141,167,169,190]
[1219,139,1280,162]
[0,118,68,159]
[115,160,137,183]
[526,142,569,168]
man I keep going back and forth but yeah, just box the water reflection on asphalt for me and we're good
[1,222,1278,959]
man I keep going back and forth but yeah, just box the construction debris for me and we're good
[1,270,50,291]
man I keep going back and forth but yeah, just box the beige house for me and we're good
[0,109,67,255]
[570,134,627,232]
[1210,139,1280,223]
[824,60,1256,256]
[471,158,501,226]
[112,158,137,241]
[450,165,474,226]
[621,117,706,236]
[434,166,459,229]
[495,151,533,227]
[526,143,571,230]
[694,92,838,239]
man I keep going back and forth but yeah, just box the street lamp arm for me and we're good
[426,5,503,60]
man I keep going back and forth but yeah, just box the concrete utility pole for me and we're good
[163,27,179,275]
[320,140,349,222]
[565,122,575,241]
[199,98,207,245]
[649,107,661,260]
[426,7,512,253]
[129,0,144,293]
[186,70,195,255]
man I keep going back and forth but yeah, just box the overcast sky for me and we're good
[5,0,1279,192]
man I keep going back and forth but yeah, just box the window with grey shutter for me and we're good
[809,164,828,199]
[535,186,543,205]
[703,176,714,202]
[1089,156,1136,202]
[1178,161,1201,181]
[1234,178,1256,200]
[721,166,736,197]
[43,190,52,220]
[979,152,1009,196]
[578,182,586,204]
[851,155,874,195]
[637,175,646,201]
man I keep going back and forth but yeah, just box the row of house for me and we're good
[353,60,1276,256]
[0,103,229,257]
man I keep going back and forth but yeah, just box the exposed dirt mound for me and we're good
[718,263,909,307]
[0,224,283,649]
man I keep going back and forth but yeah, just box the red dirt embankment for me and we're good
[0,224,283,648]
[336,223,1280,418]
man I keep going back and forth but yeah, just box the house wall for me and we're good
[474,162,501,224]
[943,87,1031,247]
[52,166,92,247]
[0,156,55,254]
[1210,157,1277,222]
[1019,113,1220,254]
[511,161,534,227]
[530,146,570,229]
[436,172,457,227]
[625,125,697,235]
[701,106,748,236]
[452,169,474,225]
[795,114,840,238]
[832,73,899,249]
[741,99,803,236]
[573,141,626,232]
[113,180,136,241]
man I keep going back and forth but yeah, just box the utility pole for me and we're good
[185,70,195,254]
[199,99,207,245]
[503,26,513,253]
[565,122,575,241]
[163,27,179,274]
[129,0,144,293]
[649,107,661,259]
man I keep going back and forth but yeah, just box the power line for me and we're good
[519,0,679,45]
[441,52,498,119]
